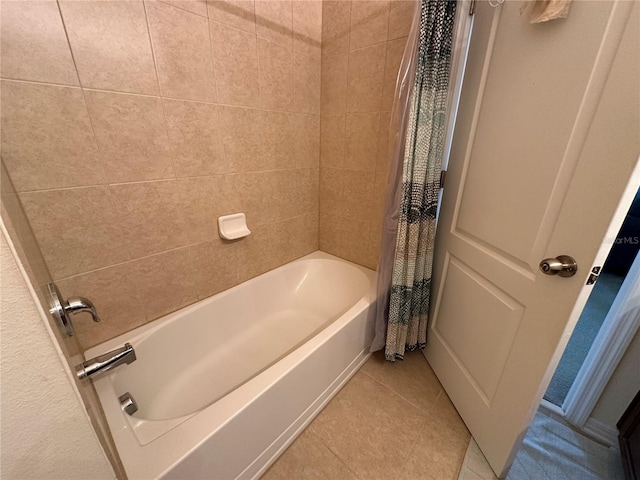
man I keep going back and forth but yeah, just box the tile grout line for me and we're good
[345,0,353,118]
[253,3,266,115]
[331,0,354,257]
[14,166,320,195]
[359,363,472,445]
[142,0,179,180]
[348,34,401,55]
[53,0,141,276]
[381,0,392,114]
[0,76,78,90]
[53,0,104,176]
[52,0,82,91]
[460,440,487,480]
[457,439,475,480]
[358,367,467,436]
[205,0,223,108]
[311,435,365,480]
[289,0,296,113]
[157,0,208,19]
[385,0,392,41]
[359,366,443,419]
[0,74,328,118]
[49,210,316,283]
[394,419,430,480]
[304,428,365,480]
[316,0,324,229]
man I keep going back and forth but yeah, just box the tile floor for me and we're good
[263,350,471,480]
[458,439,499,480]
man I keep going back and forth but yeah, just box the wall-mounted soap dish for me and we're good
[218,213,251,240]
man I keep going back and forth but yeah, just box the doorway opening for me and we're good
[470,189,640,480]
[544,187,640,407]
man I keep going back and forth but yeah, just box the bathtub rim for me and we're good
[85,251,373,358]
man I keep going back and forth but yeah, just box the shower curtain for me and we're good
[370,0,457,361]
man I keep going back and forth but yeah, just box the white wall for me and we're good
[590,329,640,429]
[0,228,114,479]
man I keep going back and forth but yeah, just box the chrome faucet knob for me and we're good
[65,296,101,323]
[46,283,101,337]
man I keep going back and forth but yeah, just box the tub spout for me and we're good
[76,343,136,381]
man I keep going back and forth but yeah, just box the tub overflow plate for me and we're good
[119,392,138,416]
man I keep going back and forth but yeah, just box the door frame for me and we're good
[562,200,640,444]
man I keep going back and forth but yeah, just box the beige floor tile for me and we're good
[263,430,358,480]
[463,440,498,480]
[361,350,444,414]
[261,352,471,480]
[400,413,470,480]
[459,467,485,480]
[308,370,429,480]
[430,389,471,439]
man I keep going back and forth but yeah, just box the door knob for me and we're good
[539,255,578,277]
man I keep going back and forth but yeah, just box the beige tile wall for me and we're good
[1,0,322,350]
[319,0,416,269]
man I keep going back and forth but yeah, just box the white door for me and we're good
[425,0,639,477]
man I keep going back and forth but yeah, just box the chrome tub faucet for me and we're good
[45,283,137,380]
[76,343,136,380]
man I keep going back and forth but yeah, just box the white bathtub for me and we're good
[86,251,376,479]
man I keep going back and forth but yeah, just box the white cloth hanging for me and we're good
[521,0,572,24]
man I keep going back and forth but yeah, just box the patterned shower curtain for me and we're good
[385,0,457,361]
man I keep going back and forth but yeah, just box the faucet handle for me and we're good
[66,296,101,323]
[46,283,101,337]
